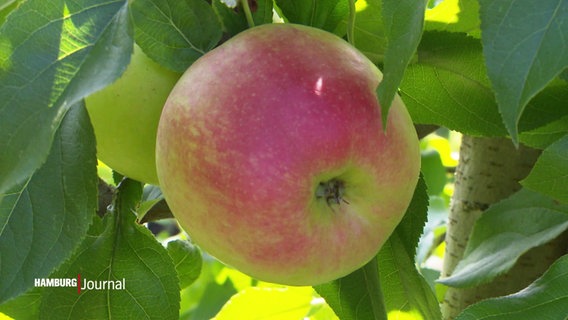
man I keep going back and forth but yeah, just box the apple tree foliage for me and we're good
[0,0,567,319]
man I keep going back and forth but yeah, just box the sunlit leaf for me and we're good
[0,288,41,319]
[215,287,314,320]
[425,0,480,36]
[0,0,132,194]
[183,276,237,320]
[275,0,348,35]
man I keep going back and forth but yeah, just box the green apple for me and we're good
[86,45,180,185]
[156,24,420,286]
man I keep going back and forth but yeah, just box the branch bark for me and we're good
[440,135,567,319]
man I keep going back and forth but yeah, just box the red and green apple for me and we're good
[156,23,420,286]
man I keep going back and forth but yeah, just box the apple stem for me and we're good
[241,0,255,29]
[347,0,356,46]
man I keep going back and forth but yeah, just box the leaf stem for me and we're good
[347,0,356,46]
[0,0,16,11]
[241,0,255,29]
[363,256,388,319]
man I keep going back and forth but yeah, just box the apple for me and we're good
[86,45,180,185]
[156,23,420,286]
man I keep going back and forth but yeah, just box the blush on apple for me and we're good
[156,23,420,286]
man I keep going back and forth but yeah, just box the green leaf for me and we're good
[520,115,568,149]
[522,135,568,203]
[185,277,237,320]
[305,297,340,320]
[0,0,14,8]
[215,287,315,319]
[402,31,568,139]
[416,196,448,265]
[315,177,440,320]
[479,0,568,143]
[136,183,174,223]
[377,176,441,320]
[167,239,202,289]
[319,0,388,63]
[0,104,97,304]
[274,0,349,35]
[518,79,568,146]
[131,0,222,73]
[561,68,568,82]
[212,0,273,37]
[0,0,132,194]
[315,256,387,320]
[394,175,429,259]
[38,179,180,319]
[400,31,507,136]
[339,0,387,64]
[421,150,447,195]
[377,0,426,124]
[0,289,42,320]
[455,254,568,320]
[138,184,165,222]
[439,189,568,288]
[179,259,234,319]
[425,0,480,36]
[377,233,442,320]
[0,0,18,25]
[0,0,15,7]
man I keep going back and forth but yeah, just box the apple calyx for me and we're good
[315,178,350,208]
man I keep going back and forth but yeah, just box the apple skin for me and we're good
[86,45,180,185]
[156,24,420,286]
